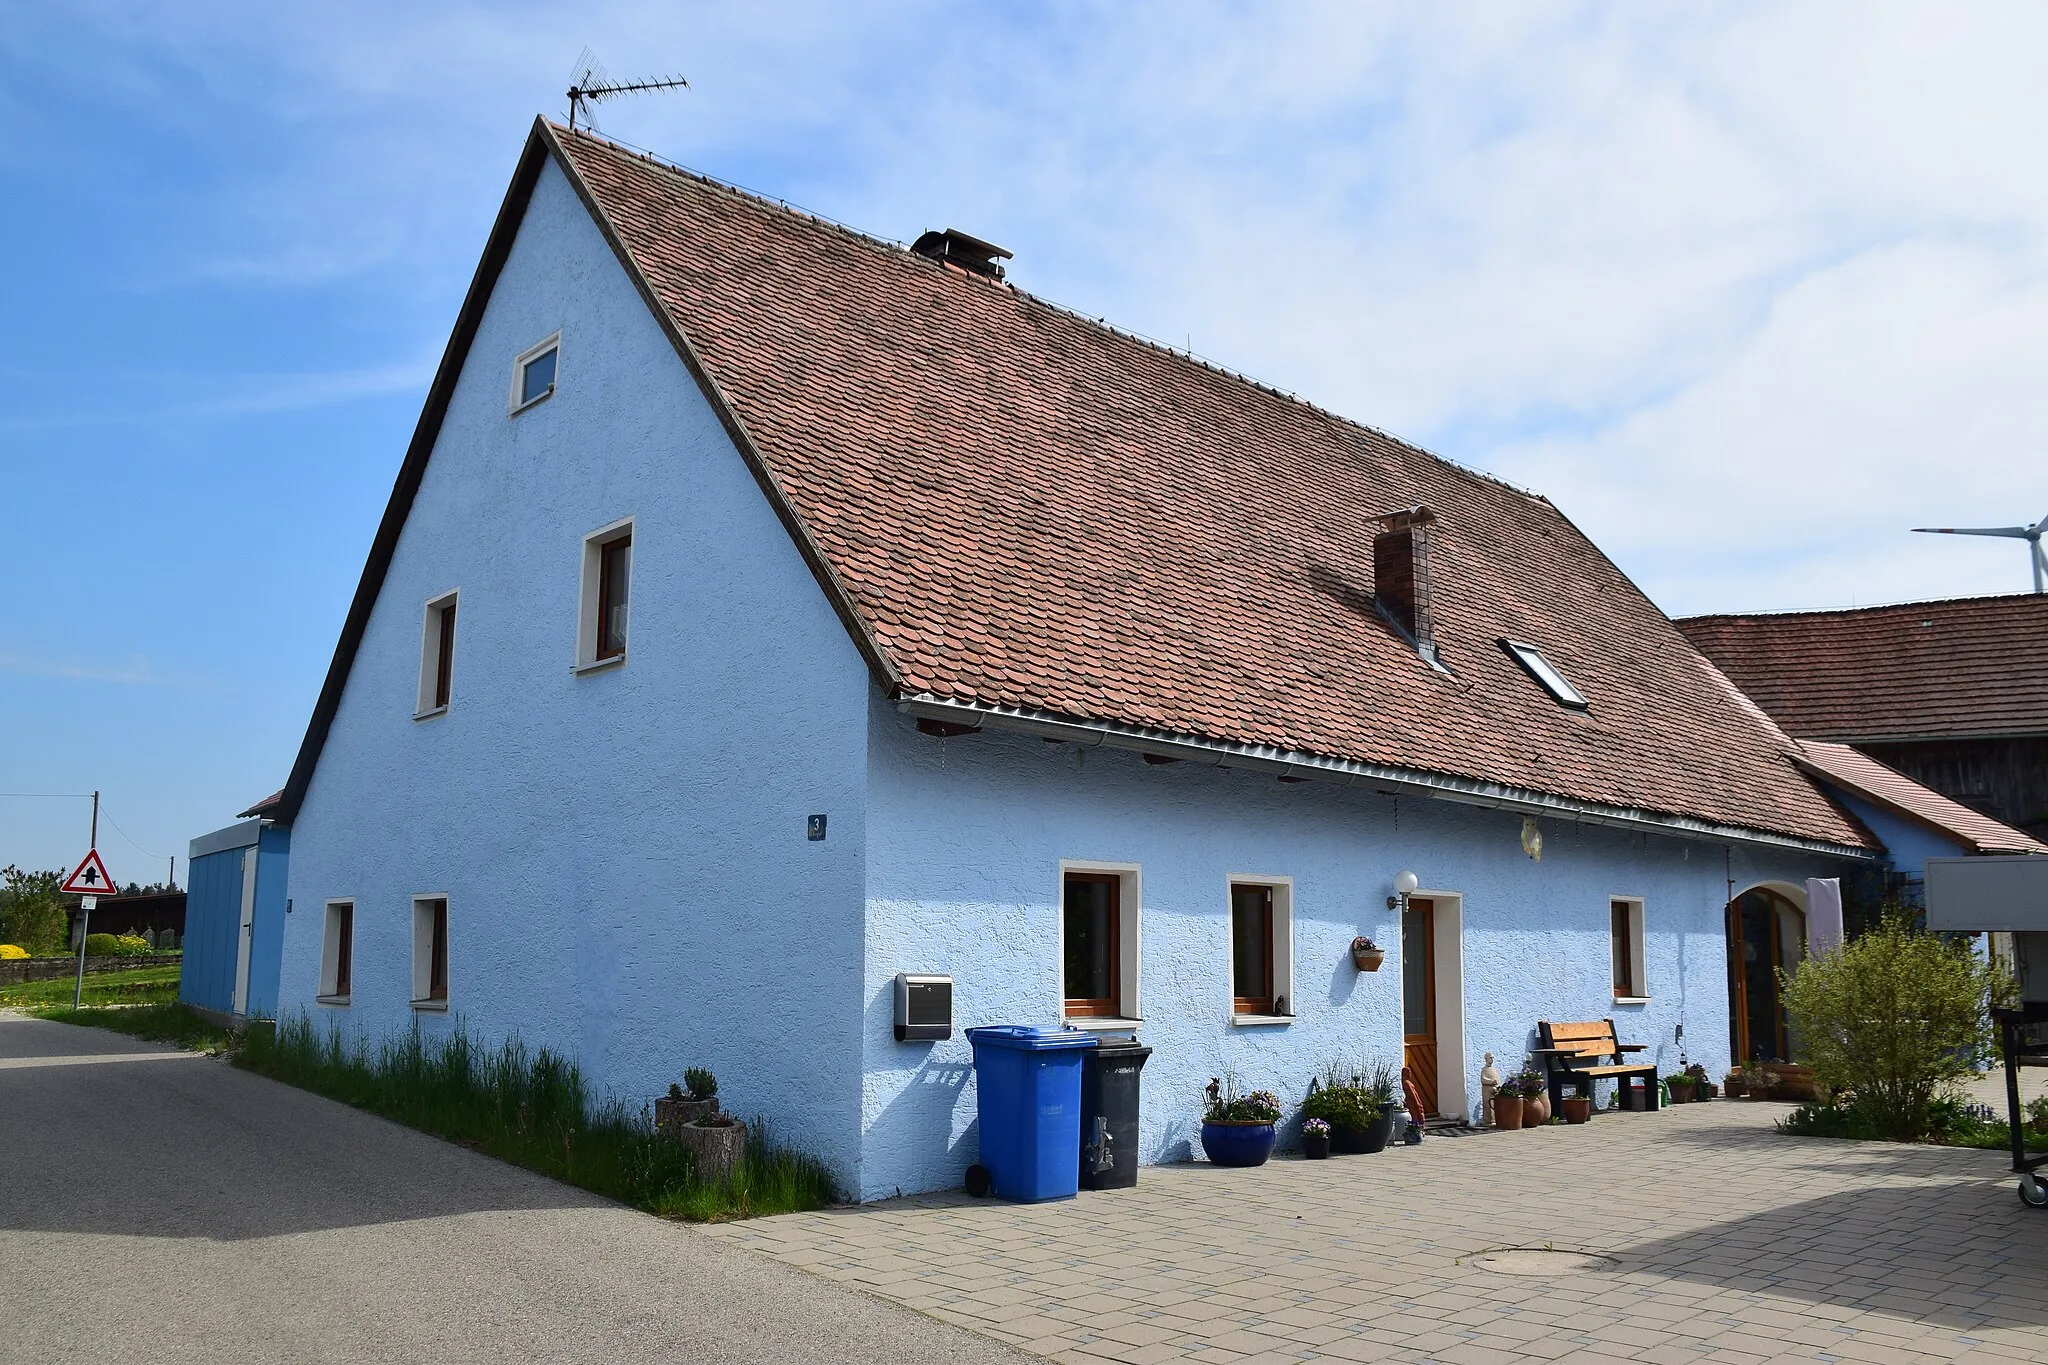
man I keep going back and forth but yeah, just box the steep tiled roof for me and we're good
[1678,595,2048,742]
[549,126,1868,850]
[1795,741,2047,855]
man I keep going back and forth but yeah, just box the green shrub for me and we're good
[1300,1084,1380,1131]
[0,867,68,956]
[1779,912,2009,1141]
[83,932,122,956]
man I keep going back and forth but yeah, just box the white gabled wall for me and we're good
[279,158,874,1187]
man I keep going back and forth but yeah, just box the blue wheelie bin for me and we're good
[964,1026,1098,1201]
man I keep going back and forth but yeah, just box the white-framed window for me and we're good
[1227,876,1295,1022]
[510,333,560,414]
[1059,861,1141,1026]
[415,590,458,717]
[1611,896,1647,1002]
[412,895,449,1010]
[318,900,354,1004]
[575,518,634,671]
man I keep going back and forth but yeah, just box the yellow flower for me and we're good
[0,944,28,960]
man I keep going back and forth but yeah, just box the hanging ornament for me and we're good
[1521,817,1543,861]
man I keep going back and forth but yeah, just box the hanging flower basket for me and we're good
[1350,937,1385,972]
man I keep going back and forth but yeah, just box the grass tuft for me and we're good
[30,1001,237,1052]
[237,1014,837,1221]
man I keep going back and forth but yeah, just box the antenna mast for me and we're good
[566,48,688,132]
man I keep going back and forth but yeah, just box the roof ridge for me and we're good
[1679,591,2048,623]
[553,122,1549,510]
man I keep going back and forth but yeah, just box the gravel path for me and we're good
[0,1012,1031,1365]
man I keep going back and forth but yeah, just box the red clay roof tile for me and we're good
[555,126,1869,850]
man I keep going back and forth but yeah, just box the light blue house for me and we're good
[265,120,2027,1200]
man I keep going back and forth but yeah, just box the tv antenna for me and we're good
[566,48,688,132]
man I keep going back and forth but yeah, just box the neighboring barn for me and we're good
[181,807,290,1022]
[1681,594,2048,843]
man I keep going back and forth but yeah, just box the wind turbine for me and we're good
[1911,513,2048,594]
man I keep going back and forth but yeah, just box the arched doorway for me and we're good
[1726,886,1807,1063]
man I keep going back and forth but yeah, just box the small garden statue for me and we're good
[1479,1052,1501,1127]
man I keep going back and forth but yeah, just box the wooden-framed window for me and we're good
[1230,884,1274,1014]
[1612,898,1645,999]
[1063,872,1121,1017]
[412,897,449,1008]
[577,519,634,670]
[416,591,458,716]
[319,901,353,1003]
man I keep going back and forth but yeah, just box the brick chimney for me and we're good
[1374,506,1438,660]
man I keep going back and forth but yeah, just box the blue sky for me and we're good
[4,2,2046,875]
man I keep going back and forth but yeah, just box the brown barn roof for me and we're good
[1794,741,2047,855]
[549,125,1864,851]
[274,120,1871,853]
[1678,595,2048,742]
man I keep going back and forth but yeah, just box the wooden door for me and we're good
[1402,898,1438,1117]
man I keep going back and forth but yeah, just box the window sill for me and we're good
[572,655,625,676]
[1612,995,1651,1006]
[509,384,554,416]
[411,998,450,1012]
[316,994,351,1007]
[1229,1013,1295,1027]
[1063,1016,1143,1031]
[412,705,448,722]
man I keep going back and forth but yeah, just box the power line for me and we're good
[97,807,167,862]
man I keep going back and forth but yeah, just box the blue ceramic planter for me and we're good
[1200,1120,1277,1167]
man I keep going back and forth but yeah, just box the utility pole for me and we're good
[72,791,100,1009]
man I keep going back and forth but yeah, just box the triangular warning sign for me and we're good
[61,849,116,895]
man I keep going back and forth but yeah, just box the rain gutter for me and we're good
[896,693,1876,861]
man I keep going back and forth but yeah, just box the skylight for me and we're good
[1501,639,1588,710]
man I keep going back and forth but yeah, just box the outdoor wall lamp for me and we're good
[1386,869,1420,909]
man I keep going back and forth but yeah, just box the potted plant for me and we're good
[1686,1062,1715,1100]
[1493,1070,1528,1130]
[1666,1072,1696,1104]
[655,1067,720,1134]
[1302,1117,1332,1159]
[1200,1076,1282,1167]
[1513,1068,1551,1125]
[1350,936,1386,972]
[1560,1089,1592,1124]
[1740,1062,1779,1101]
[677,1109,748,1183]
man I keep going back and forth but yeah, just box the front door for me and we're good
[1402,898,1438,1117]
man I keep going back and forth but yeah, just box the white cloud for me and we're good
[14,0,2046,613]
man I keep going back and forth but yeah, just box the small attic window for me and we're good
[1501,639,1588,710]
[511,333,559,413]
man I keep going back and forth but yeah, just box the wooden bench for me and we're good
[1535,1019,1659,1112]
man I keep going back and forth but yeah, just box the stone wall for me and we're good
[0,953,182,987]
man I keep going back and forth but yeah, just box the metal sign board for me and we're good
[60,849,116,896]
[1925,856,2048,934]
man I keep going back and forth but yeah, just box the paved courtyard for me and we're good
[709,1097,2048,1365]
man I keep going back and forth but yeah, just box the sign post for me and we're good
[62,846,116,1010]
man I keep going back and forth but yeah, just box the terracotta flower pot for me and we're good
[1493,1095,1526,1130]
[1561,1095,1591,1124]
[1666,1081,1695,1105]
[1350,939,1385,972]
[1524,1090,1551,1125]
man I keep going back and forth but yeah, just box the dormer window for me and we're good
[511,333,559,413]
[1502,639,1588,710]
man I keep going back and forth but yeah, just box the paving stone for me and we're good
[702,1099,2048,1364]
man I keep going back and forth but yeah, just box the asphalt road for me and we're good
[0,1012,1031,1365]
